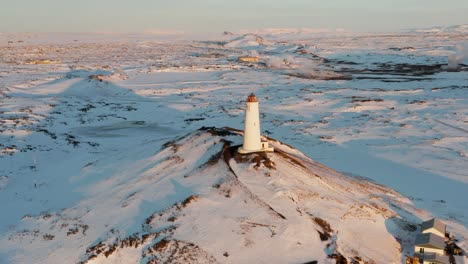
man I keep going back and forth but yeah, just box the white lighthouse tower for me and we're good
[238,93,274,154]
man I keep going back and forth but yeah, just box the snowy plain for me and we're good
[0,27,467,263]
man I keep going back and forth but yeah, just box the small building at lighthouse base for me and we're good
[238,139,274,154]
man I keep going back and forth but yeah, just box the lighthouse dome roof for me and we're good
[247,93,258,102]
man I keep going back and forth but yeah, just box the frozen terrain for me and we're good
[0,27,467,263]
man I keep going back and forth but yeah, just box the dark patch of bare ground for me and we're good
[184,117,205,122]
[329,254,373,264]
[80,227,175,263]
[287,72,353,81]
[201,126,239,137]
[348,96,384,103]
[330,253,377,264]
[234,151,276,170]
[145,239,218,264]
[329,254,348,264]
[338,62,468,81]
[312,217,333,241]
[181,195,199,208]
[274,148,308,170]
[189,52,226,59]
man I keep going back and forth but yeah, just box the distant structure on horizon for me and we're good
[238,56,259,63]
[238,93,274,154]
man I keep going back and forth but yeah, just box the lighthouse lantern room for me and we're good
[238,93,274,154]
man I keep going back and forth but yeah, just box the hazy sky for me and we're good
[1,0,467,33]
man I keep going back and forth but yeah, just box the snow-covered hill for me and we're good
[0,127,446,263]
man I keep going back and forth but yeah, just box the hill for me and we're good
[2,127,437,263]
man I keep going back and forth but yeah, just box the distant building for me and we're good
[238,56,259,63]
[412,253,449,264]
[414,233,446,255]
[408,218,461,264]
[421,218,446,238]
[25,59,61,65]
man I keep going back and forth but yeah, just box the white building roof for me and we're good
[415,233,445,249]
[421,218,446,235]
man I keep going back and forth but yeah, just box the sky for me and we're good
[1,0,467,33]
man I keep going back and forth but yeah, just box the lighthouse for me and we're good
[238,93,274,154]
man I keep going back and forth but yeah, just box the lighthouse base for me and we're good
[238,142,274,154]
[238,146,274,154]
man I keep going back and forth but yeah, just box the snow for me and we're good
[0,28,467,263]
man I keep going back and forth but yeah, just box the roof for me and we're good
[421,218,446,235]
[238,56,259,62]
[415,233,445,249]
[247,93,258,102]
[413,253,449,264]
